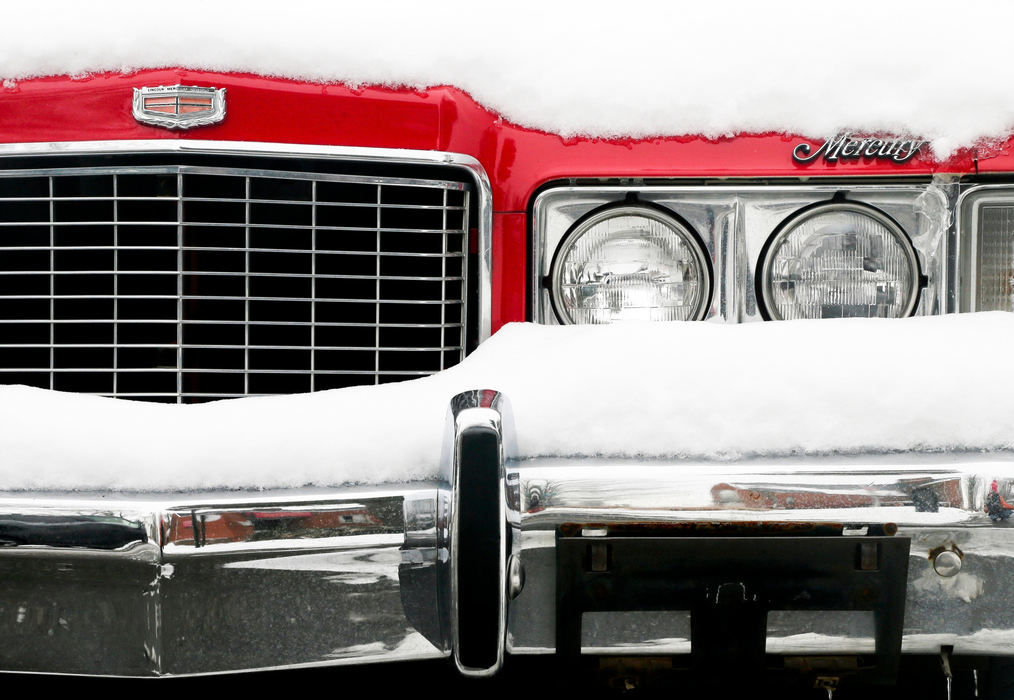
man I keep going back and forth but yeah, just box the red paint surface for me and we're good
[0,70,988,330]
[492,213,527,330]
[971,136,1014,173]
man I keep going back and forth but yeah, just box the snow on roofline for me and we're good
[1,313,1012,491]
[2,1,1013,158]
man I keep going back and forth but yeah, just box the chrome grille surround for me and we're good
[0,141,492,403]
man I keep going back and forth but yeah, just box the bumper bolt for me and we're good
[933,549,962,577]
[508,554,525,599]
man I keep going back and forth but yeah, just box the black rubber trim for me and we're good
[456,427,501,670]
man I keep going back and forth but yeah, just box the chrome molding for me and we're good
[0,139,493,343]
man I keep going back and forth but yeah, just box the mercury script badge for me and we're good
[792,133,926,164]
[132,85,226,130]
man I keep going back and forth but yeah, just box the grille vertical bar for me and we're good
[0,164,471,403]
[176,171,184,404]
[461,189,470,361]
[310,180,317,392]
[243,175,251,397]
[112,174,118,397]
[375,183,382,384]
[48,176,54,392]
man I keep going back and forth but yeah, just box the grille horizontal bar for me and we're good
[3,296,462,303]
[0,163,471,402]
[0,196,466,211]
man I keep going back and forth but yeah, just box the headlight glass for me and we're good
[550,206,710,324]
[761,203,920,320]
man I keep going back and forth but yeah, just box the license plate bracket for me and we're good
[555,531,909,684]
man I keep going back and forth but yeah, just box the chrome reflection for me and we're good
[513,456,1003,525]
[507,452,1014,659]
[5,439,1014,674]
[0,486,448,676]
[0,513,149,550]
[162,498,403,550]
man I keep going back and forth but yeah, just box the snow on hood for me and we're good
[2,1,1013,158]
[1,313,1013,491]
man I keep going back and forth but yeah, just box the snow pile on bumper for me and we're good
[1,313,1013,491]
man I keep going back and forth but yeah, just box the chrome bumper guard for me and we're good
[2,389,1014,678]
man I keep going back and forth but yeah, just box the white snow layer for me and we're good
[2,313,1014,491]
[2,1,1014,158]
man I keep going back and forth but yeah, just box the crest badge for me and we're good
[132,85,226,130]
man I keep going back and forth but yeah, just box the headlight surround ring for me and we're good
[758,200,922,321]
[548,204,713,325]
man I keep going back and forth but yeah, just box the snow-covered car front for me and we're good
[5,4,1014,694]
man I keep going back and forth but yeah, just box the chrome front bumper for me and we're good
[2,390,1014,677]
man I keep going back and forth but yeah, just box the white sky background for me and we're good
[1,0,1013,157]
[2,315,1013,491]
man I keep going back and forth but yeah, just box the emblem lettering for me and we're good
[793,132,926,165]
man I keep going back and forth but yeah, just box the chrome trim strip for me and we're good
[0,163,466,189]
[0,139,493,344]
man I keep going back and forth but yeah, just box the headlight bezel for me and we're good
[957,185,1014,313]
[531,184,946,327]
[547,203,714,325]
[757,200,923,321]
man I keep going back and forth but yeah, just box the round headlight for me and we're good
[550,206,711,324]
[760,202,920,320]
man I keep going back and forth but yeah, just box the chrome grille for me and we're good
[0,165,469,402]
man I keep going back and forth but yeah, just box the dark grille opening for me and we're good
[0,158,475,402]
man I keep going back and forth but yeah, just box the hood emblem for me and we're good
[132,85,226,130]
[793,132,926,165]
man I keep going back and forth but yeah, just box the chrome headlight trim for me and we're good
[547,204,713,324]
[758,201,922,321]
[532,183,952,325]
[956,184,1014,313]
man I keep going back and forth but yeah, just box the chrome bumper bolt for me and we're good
[933,549,963,577]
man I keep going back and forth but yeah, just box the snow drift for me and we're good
[1,0,1013,157]
[1,313,1012,491]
